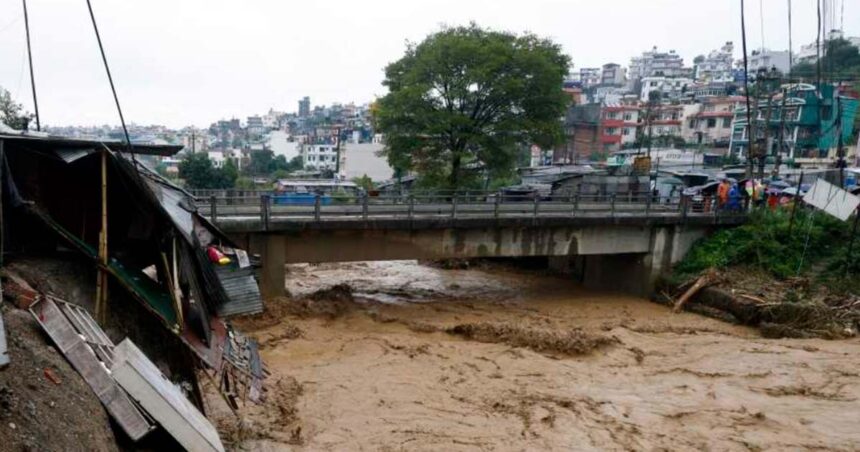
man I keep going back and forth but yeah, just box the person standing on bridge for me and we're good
[717,179,730,210]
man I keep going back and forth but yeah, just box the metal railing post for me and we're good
[408,195,415,220]
[260,194,270,231]
[533,195,540,217]
[610,193,616,216]
[362,194,369,220]
[494,195,500,219]
[645,191,652,216]
[314,194,321,222]
[681,195,689,222]
[574,193,580,215]
[451,195,458,219]
[210,195,217,223]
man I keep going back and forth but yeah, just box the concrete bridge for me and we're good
[199,192,744,299]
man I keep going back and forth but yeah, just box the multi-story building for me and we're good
[301,143,340,171]
[579,68,602,88]
[728,83,859,159]
[682,96,744,146]
[695,41,734,82]
[601,63,626,86]
[747,49,792,75]
[246,116,265,137]
[600,103,641,151]
[555,104,602,163]
[298,96,311,118]
[628,47,687,86]
[639,76,693,102]
[640,104,684,144]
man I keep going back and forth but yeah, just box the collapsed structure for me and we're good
[0,132,265,448]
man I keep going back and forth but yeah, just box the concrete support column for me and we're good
[249,234,287,300]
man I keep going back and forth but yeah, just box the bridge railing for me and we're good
[195,189,738,226]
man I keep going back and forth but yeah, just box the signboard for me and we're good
[802,179,860,221]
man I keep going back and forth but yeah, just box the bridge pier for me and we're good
[248,234,287,299]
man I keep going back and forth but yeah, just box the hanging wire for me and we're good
[84,0,135,161]
[22,0,39,131]
[787,0,793,83]
[759,0,765,52]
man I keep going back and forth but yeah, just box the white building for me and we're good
[302,144,340,171]
[639,76,693,102]
[747,49,792,75]
[797,29,860,63]
[267,131,302,161]
[342,142,394,181]
[600,63,626,86]
[579,67,602,88]
[207,150,226,168]
[628,47,687,88]
[695,41,734,82]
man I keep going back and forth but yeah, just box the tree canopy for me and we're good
[375,24,570,189]
[178,152,237,189]
[0,87,32,130]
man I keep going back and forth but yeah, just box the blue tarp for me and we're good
[272,193,332,206]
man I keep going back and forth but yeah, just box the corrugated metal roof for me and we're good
[0,133,183,156]
[214,266,263,317]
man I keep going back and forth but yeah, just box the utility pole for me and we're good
[759,92,773,180]
[774,87,788,178]
[740,0,755,179]
[22,0,40,131]
[836,95,845,187]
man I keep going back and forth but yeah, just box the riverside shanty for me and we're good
[0,131,265,449]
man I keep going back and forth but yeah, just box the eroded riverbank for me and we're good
[212,261,860,451]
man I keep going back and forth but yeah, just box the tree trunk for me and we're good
[450,154,461,190]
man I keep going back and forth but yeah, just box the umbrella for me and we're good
[766,187,783,195]
[782,187,801,196]
[768,180,791,189]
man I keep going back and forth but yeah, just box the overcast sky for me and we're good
[0,0,855,128]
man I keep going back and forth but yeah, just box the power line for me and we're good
[84,0,132,154]
[22,0,39,131]
[759,0,765,52]
[787,0,793,82]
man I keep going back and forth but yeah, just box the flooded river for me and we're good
[217,260,860,451]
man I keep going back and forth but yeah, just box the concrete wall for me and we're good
[237,223,709,299]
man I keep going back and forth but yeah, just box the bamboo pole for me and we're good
[95,149,109,325]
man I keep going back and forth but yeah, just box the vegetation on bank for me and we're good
[666,208,860,338]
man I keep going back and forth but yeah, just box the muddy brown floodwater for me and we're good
[215,261,860,451]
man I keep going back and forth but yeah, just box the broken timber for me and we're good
[673,270,718,313]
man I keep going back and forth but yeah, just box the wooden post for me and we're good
[95,149,109,325]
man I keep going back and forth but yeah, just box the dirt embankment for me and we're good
[0,305,118,452]
[216,261,860,451]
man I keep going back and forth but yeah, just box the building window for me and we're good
[723,117,732,128]
[606,127,618,135]
[623,113,633,121]
[707,118,716,128]
[622,128,631,136]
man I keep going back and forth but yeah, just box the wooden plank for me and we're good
[0,310,9,368]
[29,297,152,440]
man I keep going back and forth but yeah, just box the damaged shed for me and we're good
[0,133,266,444]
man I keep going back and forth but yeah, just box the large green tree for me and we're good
[375,24,570,189]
